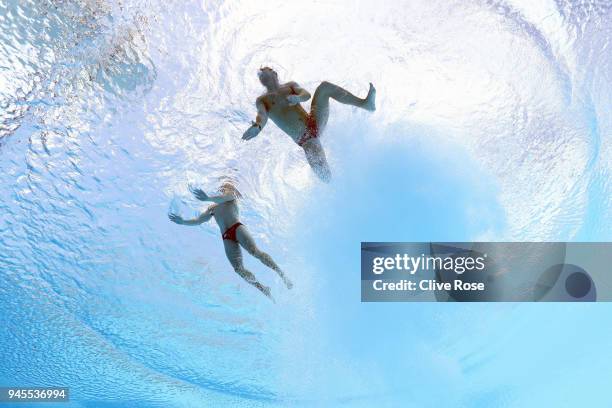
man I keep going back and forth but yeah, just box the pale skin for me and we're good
[168,184,292,300]
[243,67,376,182]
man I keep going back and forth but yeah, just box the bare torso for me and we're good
[209,200,240,232]
[258,83,309,142]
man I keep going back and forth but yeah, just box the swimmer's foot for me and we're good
[261,285,275,302]
[282,276,293,290]
[363,82,376,112]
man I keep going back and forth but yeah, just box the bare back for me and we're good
[209,199,240,232]
[258,83,309,141]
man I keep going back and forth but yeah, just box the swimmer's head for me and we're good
[219,181,242,198]
[258,66,279,88]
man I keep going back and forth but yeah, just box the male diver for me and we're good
[242,67,376,182]
[168,182,292,300]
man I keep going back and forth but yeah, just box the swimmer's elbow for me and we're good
[196,213,212,224]
[296,89,310,101]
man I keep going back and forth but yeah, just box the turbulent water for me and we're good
[1,0,611,406]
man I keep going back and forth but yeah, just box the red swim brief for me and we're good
[297,115,318,147]
[222,222,243,242]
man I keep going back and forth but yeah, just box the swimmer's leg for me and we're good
[223,239,273,299]
[302,138,331,183]
[236,225,293,289]
[310,81,376,130]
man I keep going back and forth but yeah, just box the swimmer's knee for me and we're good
[235,267,255,282]
[255,249,272,261]
[239,242,258,257]
[316,81,333,94]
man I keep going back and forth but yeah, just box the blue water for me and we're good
[1,1,611,406]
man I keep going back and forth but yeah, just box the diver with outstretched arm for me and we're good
[168,182,292,300]
[242,67,376,182]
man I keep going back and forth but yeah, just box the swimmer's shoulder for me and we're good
[256,94,272,110]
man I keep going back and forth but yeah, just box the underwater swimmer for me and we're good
[242,67,376,182]
[168,182,292,300]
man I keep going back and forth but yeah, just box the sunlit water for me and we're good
[1,0,611,406]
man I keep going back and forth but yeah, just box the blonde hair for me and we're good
[219,181,242,198]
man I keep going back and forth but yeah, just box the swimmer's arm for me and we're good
[254,97,269,128]
[243,97,268,140]
[168,207,213,226]
[190,186,235,203]
[287,82,311,102]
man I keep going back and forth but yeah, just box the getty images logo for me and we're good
[362,242,606,302]
[372,253,487,275]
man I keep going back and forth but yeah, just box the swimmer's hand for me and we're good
[286,95,301,106]
[168,212,184,224]
[189,185,209,201]
[242,122,261,141]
